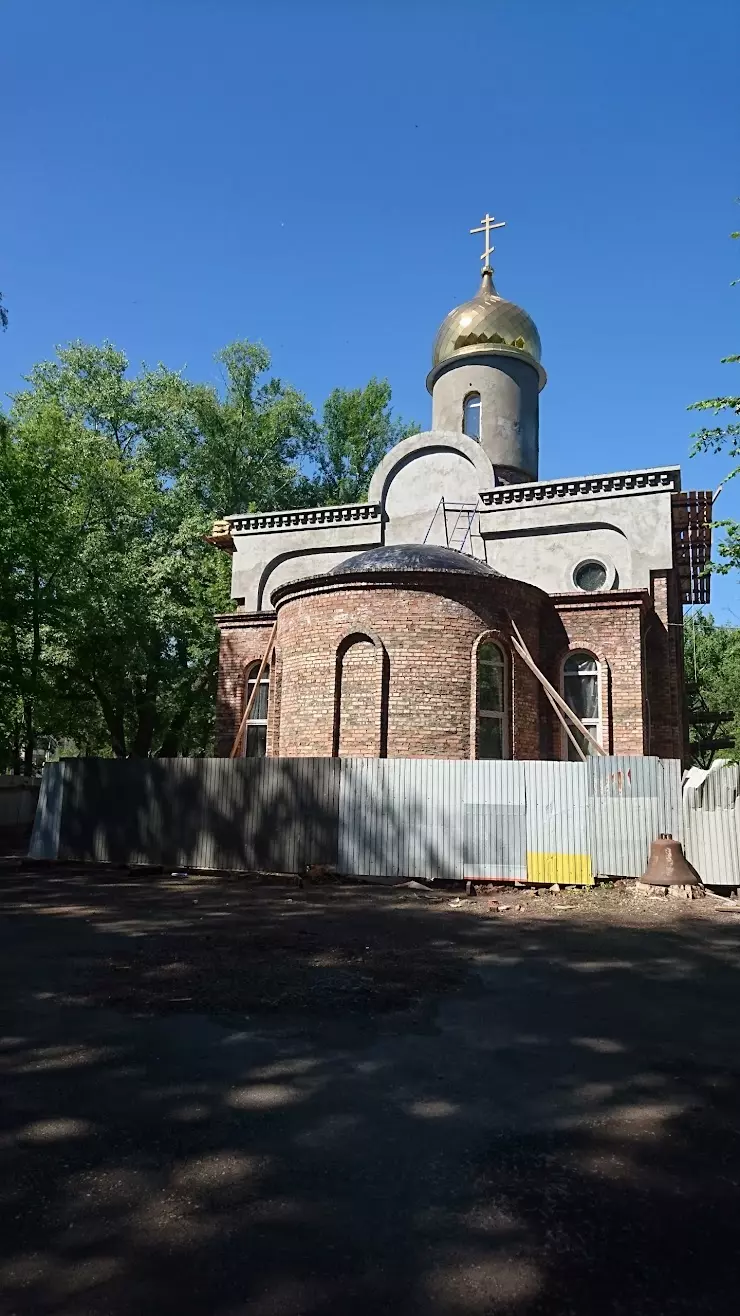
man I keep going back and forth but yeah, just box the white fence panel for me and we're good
[683,763,740,887]
[588,757,682,878]
[525,760,593,885]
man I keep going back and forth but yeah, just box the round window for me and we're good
[573,559,608,591]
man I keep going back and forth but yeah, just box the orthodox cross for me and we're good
[470,213,506,268]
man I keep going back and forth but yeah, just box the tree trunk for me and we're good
[22,698,34,775]
[130,664,159,757]
[91,678,127,757]
[130,704,157,757]
[11,720,22,776]
[22,567,43,775]
[156,663,217,758]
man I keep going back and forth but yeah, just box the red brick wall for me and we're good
[551,593,648,756]
[645,571,685,760]
[216,581,681,762]
[271,574,548,760]
[336,637,385,756]
[214,613,275,757]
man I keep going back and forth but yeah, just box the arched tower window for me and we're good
[243,662,270,757]
[562,652,601,760]
[462,392,481,441]
[477,640,507,759]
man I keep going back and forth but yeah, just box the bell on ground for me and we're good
[640,835,699,886]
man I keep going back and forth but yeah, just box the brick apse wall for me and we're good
[271,572,548,759]
[216,572,684,761]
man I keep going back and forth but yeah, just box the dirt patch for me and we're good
[2,869,738,1018]
[0,872,473,1017]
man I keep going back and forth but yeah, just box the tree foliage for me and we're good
[304,378,417,504]
[684,612,740,767]
[169,341,316,517]
[0,340,409,766]
[689,223,739,572]
[0,293,7,331]
[0,343,228,766]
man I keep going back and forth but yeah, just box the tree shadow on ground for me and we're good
[1,871,740,1315]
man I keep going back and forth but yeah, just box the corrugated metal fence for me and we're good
[28,755,688,884]
[0,778,40,830]
[683,763,740,887]
[31,758,340,874]
[588,756,683,880]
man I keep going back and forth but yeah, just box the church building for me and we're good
[209,216,711,764]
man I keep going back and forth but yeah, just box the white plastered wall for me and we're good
[226,426,679,610]
[478,488,675,593]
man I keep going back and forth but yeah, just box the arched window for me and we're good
[463,392,481,441]
[243,662,270,757]
[333,634,387,758]
[477,640,507,759]
[562,652,601,760]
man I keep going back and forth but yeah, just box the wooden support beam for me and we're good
[540,683,588,763]
[508,618,607,757]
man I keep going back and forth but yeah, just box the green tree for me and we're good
[304,378,417,504]
[1,340,412,764]
[689,223,739,572]
[0,340,316,763]
[684,612,740,767]
[0,401,104,772]
[155,340,315,517]
[0,293,7,331]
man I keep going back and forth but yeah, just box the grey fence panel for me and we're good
[58,760,163,864]
[52,757,340,872]
[338,758,465,879]
[683,764,740,887]
[338,760,529,882]
[28,763,65,859]
[462,761,527,880]
[244,757,340,873]
[0,779,40,829]
[525,760,593,885]
[587,756,682,878]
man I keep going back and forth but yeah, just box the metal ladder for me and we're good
[423,498,481,554]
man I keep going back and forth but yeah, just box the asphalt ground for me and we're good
[1,869,740,1315]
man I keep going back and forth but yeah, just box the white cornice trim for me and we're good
[226,503,382,535]
[480,466,681,509]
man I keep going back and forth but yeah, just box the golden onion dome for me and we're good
[430,269,545,388]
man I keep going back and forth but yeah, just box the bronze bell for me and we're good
[640,835,699,886]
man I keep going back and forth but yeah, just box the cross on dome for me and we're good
[469,212,506,271]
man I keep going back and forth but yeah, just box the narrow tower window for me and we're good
[243,662,270,757]
[562,652,601,760]
[463,392,481,441]
[477,640,507,759]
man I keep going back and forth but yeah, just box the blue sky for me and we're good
[2,0,739,615]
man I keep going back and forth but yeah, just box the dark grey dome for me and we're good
[329,544,501,577]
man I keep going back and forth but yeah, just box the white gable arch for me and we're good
[367,431,495,547]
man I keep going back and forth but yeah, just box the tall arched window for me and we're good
[463,392,481,441]
[333,634,387,758]
[477,640,507,759]
[243,662,270,757]
[562,652,601,760]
